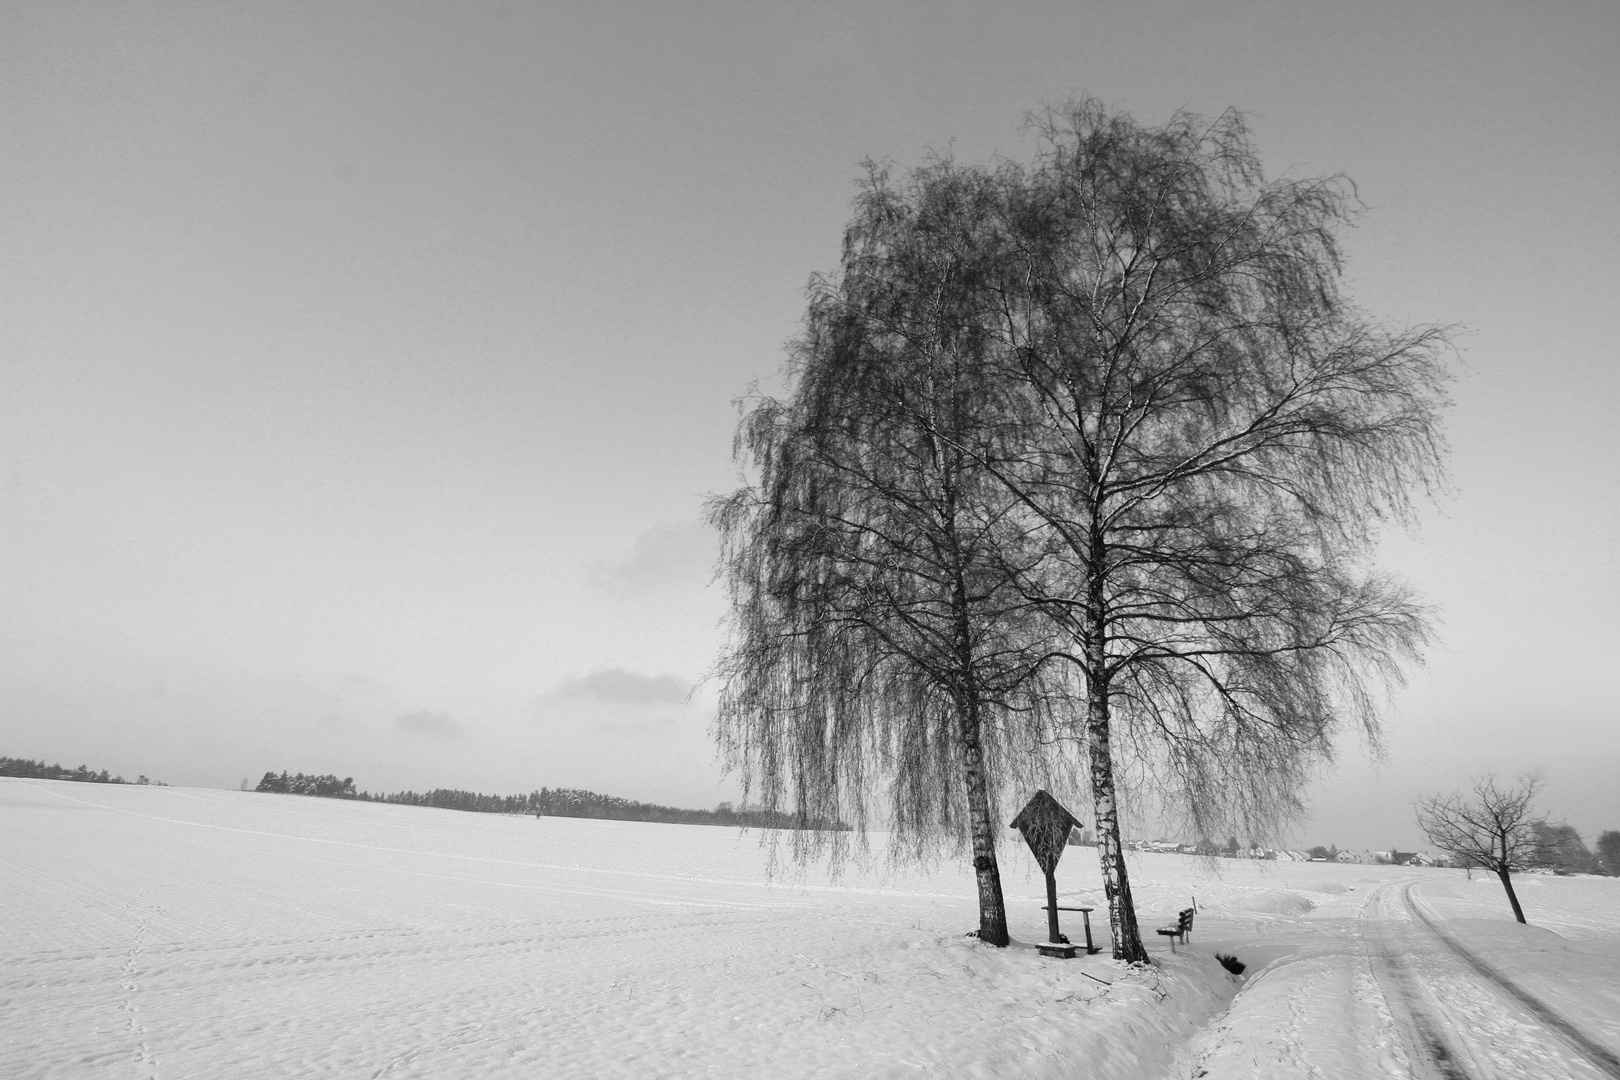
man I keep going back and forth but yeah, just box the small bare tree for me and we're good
[1415,775,1545,923]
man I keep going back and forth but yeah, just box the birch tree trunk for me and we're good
[959,715,1010,945]
[1085,682,1149,962]
[942,435,1011,946]
[1083,456,1149,962]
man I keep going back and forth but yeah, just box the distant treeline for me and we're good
[254,771,358,798]
[1,756,165,786]
[379,787,536,814]
[254,770,846,830]
[534,787,845,830]
[253,772,519,810]
[1531,822,1619,877]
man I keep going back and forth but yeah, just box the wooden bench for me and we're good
[1156,907,1194,951]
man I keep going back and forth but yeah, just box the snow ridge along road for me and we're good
[1400,883,1620,1079]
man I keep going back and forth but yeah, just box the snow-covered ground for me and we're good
[1184,866,1620,1079]
[3,778,1617,1079]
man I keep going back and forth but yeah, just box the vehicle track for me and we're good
[1364,884,1479,1080]
[1364,881,1617,1080]
[1399,883,1620,1079]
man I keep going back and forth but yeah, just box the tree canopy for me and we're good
[713,99,1450,960]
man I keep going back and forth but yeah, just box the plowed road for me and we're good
[1362,881,1618,1080]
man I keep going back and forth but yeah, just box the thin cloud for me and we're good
[551,669,689,706]
[591,523,714,596]
[394,710,466,739]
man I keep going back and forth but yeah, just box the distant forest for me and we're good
[253,770,845,830]
[0,756,165,786]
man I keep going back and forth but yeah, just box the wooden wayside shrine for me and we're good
[1010,790,1096,958]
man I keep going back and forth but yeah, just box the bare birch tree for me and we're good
[714,101,1448,961]
[973,102,1451,961]
[1416,775,1545,923]
[710,162,1072,946]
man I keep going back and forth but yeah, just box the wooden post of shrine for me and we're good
[1010,790,1083,959]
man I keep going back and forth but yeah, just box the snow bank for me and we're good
[1412,874,1620,1059]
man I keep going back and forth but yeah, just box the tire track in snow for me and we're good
[1402,883,1620,1079]
[1363,886,1478,1080]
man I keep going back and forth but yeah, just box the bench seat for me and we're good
[1157,907,1195,951]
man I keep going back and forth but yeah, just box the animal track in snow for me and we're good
[119,898,159,1079]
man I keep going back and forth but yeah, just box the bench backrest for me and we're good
[1178,908,1195,930]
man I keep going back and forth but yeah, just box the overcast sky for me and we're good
[3,1,1616,852]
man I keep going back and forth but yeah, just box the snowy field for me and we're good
[3,778,1617,1079]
